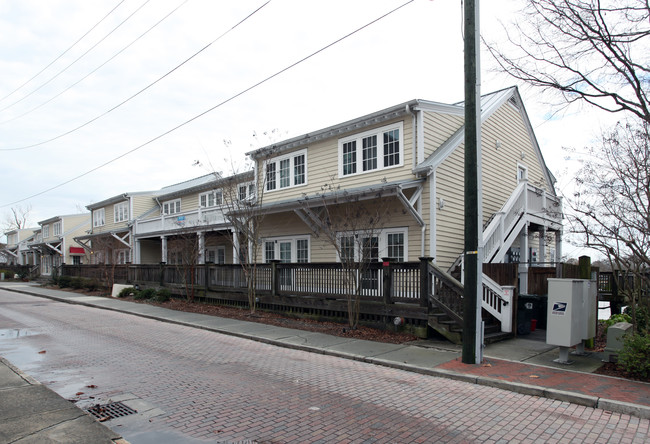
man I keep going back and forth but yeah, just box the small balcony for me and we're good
[135,207,229,236]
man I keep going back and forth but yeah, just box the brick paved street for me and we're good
[1,290,648,443]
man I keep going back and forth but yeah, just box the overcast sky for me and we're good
[0,0,616,255]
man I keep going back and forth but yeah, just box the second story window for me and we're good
[339,122,403,178]
[163,199,181,215]
[200,190,223,208]
[238,182,255,201]
[42,224,50,238]
[265,150,307,192]
[114,202,129,223]
[93,209,105,227]
[53,221,62,237]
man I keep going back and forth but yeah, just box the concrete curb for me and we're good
[4,285,650,420]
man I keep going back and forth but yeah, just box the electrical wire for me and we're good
[1,0,415,208]
[0,0,126,104]
[0,0,190,126]
[0,0,152,114]
[1,0,271,151]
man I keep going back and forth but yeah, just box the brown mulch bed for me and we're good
[122,295,419,345]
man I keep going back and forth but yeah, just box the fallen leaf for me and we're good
[86,384,98,389]
[75,392,84,396]
[482,363,492,367]
[38,350,46,354]
[529,375,540,378]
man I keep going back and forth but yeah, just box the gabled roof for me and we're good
[413,86,556,195]
[156,171,254,201]
[86,190,157,210]
[38,213,90,225]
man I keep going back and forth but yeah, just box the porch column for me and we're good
[555,228,563,263]
[161,236,167,264]
[134,239,141,264]
[518,223,529,294]
[231,228,240,264]
[197,232,205,265]
[538,227,546,264]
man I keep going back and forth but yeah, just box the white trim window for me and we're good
[337,227,408,262]
[163,199,181,215]
[265,149,307,192]
[42,224,50,238]
[517,163,528,182]
[93,208,106,227]
[339,122,403,177]
[238,182,256,201]
[200,190,223,208]
[263,236,310,263]
[53,221,62,237]
[114,201,129,223]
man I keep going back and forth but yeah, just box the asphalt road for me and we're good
[0,289,647,444]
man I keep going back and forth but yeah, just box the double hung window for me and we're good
[53,221,62,237]
[163,199,181,215]
[265,150,307,192]
[93,209,105,227]
[114,202,129,223]
[200,190,223,207]
[339,122,403,177]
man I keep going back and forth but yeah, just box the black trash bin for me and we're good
[517,294,535,335]
[518,294,549,333]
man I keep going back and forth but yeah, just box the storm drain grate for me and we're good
[85,401,137,420]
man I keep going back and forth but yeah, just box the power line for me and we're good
[1,0,271,151]
[0,0,127,104]
[0,0,152,114]
[0,0,190,126]
[1,0,414,208]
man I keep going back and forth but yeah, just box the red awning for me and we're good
[69,247,85,254]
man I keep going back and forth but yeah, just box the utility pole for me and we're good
[462,0,483,364]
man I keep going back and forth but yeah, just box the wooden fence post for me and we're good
[159,262,166,287]
[270,260,280,296]
[419,257,433,308]
[382,258,392,305]
[204,262,210,291]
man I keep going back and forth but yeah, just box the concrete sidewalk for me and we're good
[0,356,125,443]
[2,281,649,425]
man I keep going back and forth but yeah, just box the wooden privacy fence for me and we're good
[60,259,430,306]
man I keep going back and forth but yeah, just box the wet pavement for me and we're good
[1,281,649,443]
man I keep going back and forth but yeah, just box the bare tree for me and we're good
[298,179,399,329]
[568,120,650,323]
[220,171,266,315]
[2,205,32,231]
[167,229,202,301]
[486,0,650,122]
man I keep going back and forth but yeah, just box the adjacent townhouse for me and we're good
[76,191,161,265]
[133,171,254,265]
[1,227,39,265]
[29,214,91,276]
[246,86,562,292]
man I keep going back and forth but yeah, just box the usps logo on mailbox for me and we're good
[552,302,567,316]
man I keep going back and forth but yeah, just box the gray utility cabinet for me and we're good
[546,279,597,348]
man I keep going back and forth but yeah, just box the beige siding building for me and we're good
[29,214,91,275]
[247,87,562,293]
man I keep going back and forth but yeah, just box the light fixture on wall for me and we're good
[438,198,445,210]
[495,140,501,150]
[521,151,526,160]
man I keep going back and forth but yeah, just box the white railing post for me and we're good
[500,286,515,333]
